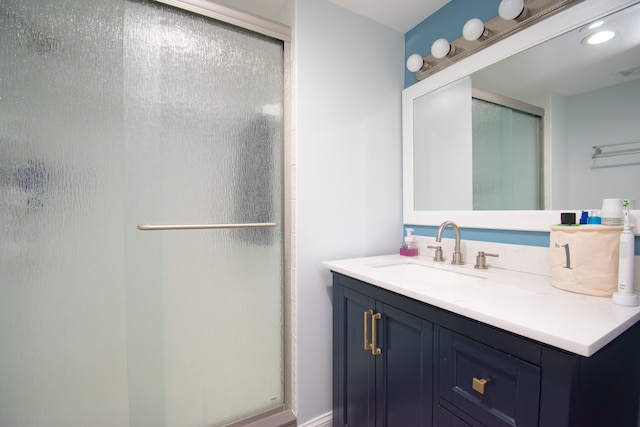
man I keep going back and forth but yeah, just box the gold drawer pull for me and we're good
[371,313,382,355]
[364,310,373,351]
[472,377,489,394]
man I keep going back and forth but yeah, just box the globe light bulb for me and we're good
[406,54,425,72]
[499,0,525,20]
[431,38,452,59]
[463,18,487,41]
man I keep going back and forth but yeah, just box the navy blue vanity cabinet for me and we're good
[332,272,640,427]
[333,274,434,427]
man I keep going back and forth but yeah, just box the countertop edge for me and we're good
[323,256,640,357]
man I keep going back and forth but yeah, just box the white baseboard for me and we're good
[298,412,332,427]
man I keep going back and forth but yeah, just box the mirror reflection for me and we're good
[471,94,543,210]
[413,3,640,211]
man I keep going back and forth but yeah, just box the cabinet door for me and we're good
[334,285,376,427]
[375,302,433,427]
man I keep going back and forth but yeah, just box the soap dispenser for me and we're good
[400,228,419,257]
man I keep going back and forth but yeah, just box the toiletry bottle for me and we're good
[400,228,419,257]
[612,208,638,306]
[579,211,588,224]
[587,210,601,224]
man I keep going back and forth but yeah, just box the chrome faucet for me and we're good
[436,221,464,265]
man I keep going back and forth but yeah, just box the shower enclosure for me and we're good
[472,97,543,210]
[0,0,285,426]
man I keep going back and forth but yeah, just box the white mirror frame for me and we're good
[402,0,640,233]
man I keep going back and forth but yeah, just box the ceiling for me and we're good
[472,3,640,101]
[212,0,451,33]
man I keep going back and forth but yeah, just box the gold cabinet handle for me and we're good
[370,312,382,355]
[472,377,489,394]
[364,310,373,351]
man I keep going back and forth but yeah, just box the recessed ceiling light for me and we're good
[581,30,616,45]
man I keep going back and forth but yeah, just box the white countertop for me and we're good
[323,254,640,357]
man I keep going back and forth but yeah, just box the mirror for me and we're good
[402,0,640,231]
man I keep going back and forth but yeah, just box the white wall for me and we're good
[549,91,569,210]
[565,79,640,209]
[293,0,404,422]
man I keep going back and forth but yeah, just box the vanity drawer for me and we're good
[437,405,472,427]
[439,328,540,427]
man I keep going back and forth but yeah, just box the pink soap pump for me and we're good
[400,228,419,257]
[612,206,638,306]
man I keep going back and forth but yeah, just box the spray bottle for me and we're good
[612,202,638,306]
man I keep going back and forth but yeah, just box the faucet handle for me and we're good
[428,245,445,262]
[474,251,499,269]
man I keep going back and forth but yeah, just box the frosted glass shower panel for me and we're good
[0,0,130,426]
[123,2,284,427]
[472,98,541,210]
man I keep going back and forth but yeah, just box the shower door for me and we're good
[472,97,542,210]
[0,1,284,426]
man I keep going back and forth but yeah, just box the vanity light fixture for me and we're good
[409,0,582,80]
[463,18,491,41]
[498,0,528,21]
[431,38,456,59]
[581,30,616,45]
[406,53,430,72]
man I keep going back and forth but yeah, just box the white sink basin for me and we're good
[369,259,486,286]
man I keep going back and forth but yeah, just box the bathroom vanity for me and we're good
[325,255,640,427]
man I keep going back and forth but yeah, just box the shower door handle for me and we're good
[137,222,277,231]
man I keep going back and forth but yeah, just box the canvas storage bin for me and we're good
[549,225,623,297]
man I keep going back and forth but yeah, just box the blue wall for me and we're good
[405,0,501,87]
[405,224,550,247]
[405,225,640,255]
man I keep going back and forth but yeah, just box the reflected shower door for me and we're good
[0,0,284,426]
[472,98,541,210]
[123,2,284,426]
